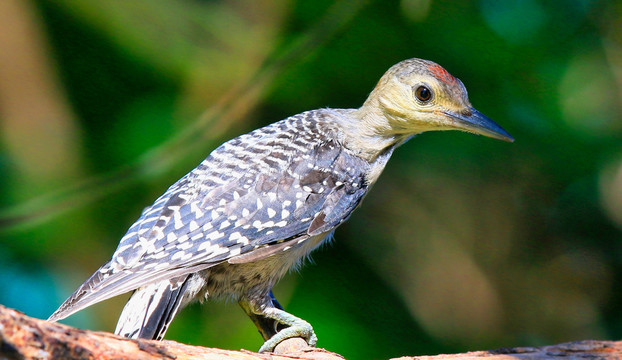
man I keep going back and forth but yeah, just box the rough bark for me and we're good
[0,304,619,360]
[393,341,622,360]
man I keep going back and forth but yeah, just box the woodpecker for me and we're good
[48,58,513,352]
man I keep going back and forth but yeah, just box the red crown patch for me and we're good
[427,64,456,86]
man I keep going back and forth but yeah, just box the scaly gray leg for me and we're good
[239,291,282,341]
[239,291,317,353]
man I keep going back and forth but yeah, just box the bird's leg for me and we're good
[239,291,317,353]
[239,291,282,341]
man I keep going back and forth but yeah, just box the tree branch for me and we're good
[394,341,622,360]
[1,304,620,360]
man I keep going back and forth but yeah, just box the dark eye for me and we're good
[414,86,432,103]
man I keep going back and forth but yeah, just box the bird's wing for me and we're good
[49,110,371,321]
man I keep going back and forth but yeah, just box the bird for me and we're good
[48,58,513,352]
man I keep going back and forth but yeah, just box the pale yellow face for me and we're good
[372,58,512,142]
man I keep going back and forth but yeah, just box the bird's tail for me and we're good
[48,261,117,322]
[115,275,192,340]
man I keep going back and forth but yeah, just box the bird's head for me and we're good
[359,58,513,143]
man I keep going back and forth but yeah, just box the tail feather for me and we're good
[48,262,115,322]
[115,275,191,340]
[49,259,212,325]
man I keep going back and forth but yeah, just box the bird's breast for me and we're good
[200,232,330,300]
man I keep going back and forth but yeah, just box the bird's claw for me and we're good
[258,319,317,353]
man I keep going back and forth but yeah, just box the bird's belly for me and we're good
[200,233,330,301]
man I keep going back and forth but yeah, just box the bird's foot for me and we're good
[239,294,317,353]
[258,316,317,353]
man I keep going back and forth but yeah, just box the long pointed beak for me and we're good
[445,108,514,142]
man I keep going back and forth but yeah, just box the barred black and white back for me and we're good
[48,108,395,339]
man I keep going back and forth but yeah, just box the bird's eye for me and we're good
[414,86,432,103]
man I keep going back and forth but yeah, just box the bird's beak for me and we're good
[445,108,514,142]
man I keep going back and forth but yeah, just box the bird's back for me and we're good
[49,107,384,322]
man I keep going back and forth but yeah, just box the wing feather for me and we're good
[50,110,373,321]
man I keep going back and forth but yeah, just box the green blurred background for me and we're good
[0,0,621,359]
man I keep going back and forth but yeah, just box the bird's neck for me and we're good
[331,104,414,163]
